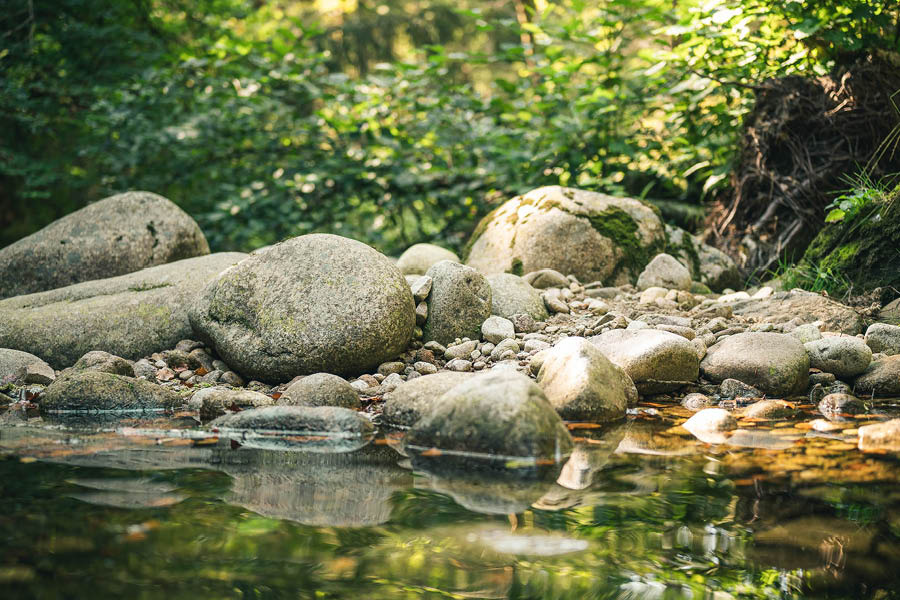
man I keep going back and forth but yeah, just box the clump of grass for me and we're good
[768,255,853,299]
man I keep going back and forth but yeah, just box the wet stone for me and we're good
[278,373,361,410]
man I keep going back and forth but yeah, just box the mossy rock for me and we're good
[801,185,900,301]
[464,186,666,285]
[664,224,741,292]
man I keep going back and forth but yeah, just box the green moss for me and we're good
[587,208,666,282]
[509,258,524,276]
[674,233,701,276]
[462,204,505,261]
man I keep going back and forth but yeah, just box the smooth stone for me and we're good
[0,252,247,369]
[536,337,635,421]
[718,378,762,400]
[481,316,515,344]
[0,349,55,384]
[524,339,551,353]
[486,273,549,321]
[636,253,692,291]
[490,338,521,361]
[381,371,474,428]
[510,313,538,333]
[700,332,809,397]
[40,371,180,412]
[423,261,492,346]
[278,373,361,410]
[741,400,795,419]
[377,362,405,376]
[541,290,570,314]
[0,191,210,299]
[683,408,737,434]
[194,386,275,421]
[804,337,872,378]
[523,269,570,289]
[681,393,714,411]
[13,361,56,385]
[444,340,478,360]
[209,405,373,436]
[858,419,900,452]
[853,356,900,397]
[588,329,699,393]
[405,370,574,461]
[67,351,135,377]
[397,243,460,275]
[446,359,473,372]
[189,234,414,382]
[865,323,900,355]
[789,323,822,343]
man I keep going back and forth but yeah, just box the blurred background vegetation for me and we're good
[2,0,898,256]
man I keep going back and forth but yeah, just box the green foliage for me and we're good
[769,254,853,298]
[3,0,898,254]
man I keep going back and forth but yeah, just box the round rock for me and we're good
[481,315,515,344]
[422,261,492,346]
[636,253,692,291]
[278,373,361,409]
[700,332,809,397]
[588,329,700,393]
[865,323,900,356]
[804,336,872,378]
[189,234,415,382]
[397,243,460,275]
[193,386,276,421]
[381,371,474,428]
[853,356,900,397]
[486,273,548,321]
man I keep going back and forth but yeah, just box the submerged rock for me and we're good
[193,386,275,421]
[40,371,180,412]
[190,234,415,382]
[397,243,460,275]
[0,191,209,299]
[381,371,474,428]
[465,186,665,285]
[423,261,492,346]
[701,332,809,397]
[536,337,634,422]
[588,329,699,393]
[405,370,574,462]
[210,405,373,437]
[0,252,247,369]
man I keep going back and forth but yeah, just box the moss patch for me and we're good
[587,208,666,282]
[509,257,524,276]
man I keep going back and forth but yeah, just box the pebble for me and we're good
[446,359,473,372]
[410,275,433,302]
[414,361,438,375]
[444,340,478,360]
[523,339,551,353]
[424,341,446,354]
[481,315,516,344]
[510,313,537,333]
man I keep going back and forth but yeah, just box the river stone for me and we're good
[858,419,900,452]
[481,315,515,344]
[396,243,460,275]
[40,371,180,412]
[729,290,865,335]
[486,273,548,321]
[194,386,275,421]
[0,349,54,384]
[741,399,795,419]
[381,371,474,428]
[67,351,135,377]
[277,373,361,410]
[636,253,692,291]
[0,252,246,369]
[853,355,900,397]
[683,408,738,433]
[664,224,741,292]
[189,234,414,382]
[0,191,210,299]
[701,332,809,397]
[536,337,635,421]
[804,337,872,378]
[588,329,700,393]
[818,393,865,419]
[405,370,574,461]
[865,323,900,355]
[465,186,665,285]
[210,406,374,437]
[523,269,570,289]
[423,261,492,346]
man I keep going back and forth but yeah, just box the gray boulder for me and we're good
[278,373,361,409]
[536,337,635,421]
[465,186,665,285]
[0,252,247,369]
[0,191,209,299]
[396,243,460,275]
[853,356,900,397]
[381,371,474,428]
[804,337,872,378]
[405,370,574,461]
[193,386,275,421]
[189,234,415,383]
[701,332,809,397]
[40,371,180,412]
[636,253,692,291]
[0,349,55,384]
[588,329,700,393]
[422,260,492,346]
[865,323,900,355]
[486,273,548,321]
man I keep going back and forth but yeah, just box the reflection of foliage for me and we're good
[3,0,898,253]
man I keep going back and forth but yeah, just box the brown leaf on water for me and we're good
[420,447,442,456]
[567,423,603,429]
[194,367,209,376]
[192,437,219,446]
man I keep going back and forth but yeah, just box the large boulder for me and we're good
[405,370,574,462]
[40,371,181,412]
[0,191,210,299]
[396,243,460,275]
[0,252,247,369]
[729,290,865,335]
[189,234,415,383]
[382,371,474,428]
[464,186,665,285]
[701,332,809,397]
[422,261,492,346]
[664,224,741,292]
[486,273,548,321]
[588,329,700,393]
[536,337,635,421]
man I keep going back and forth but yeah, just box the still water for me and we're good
[1,409,900,599]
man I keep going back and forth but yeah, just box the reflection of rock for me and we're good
[556,424,628,490]
[748,515,875,571]
[615,423,694,456]
[220,444,412,527]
